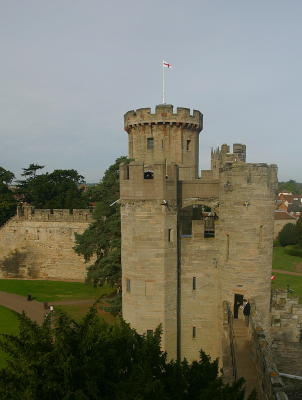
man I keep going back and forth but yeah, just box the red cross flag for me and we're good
[163,61,172,68]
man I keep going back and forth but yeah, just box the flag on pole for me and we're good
[163,61,172,68]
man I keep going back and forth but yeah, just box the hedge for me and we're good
[285,246,302,258]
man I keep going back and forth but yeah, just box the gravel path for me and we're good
[0,292,98,323]
[272,269,302,277]
[0,291,45,324]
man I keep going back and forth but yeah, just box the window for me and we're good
[193,277,196,290]
[144,170,154,179]
[204,217,215,238]
[226,234,230,261]
[192,327,196,338]
[168,228,172,242]
[147,137,154,150]
[259,225,263,248]
[186,139,191,151]
[126,278,131,292]
[125,165,129,180]
[147,329,153,337]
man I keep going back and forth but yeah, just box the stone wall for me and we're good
[0,206,93,280]
[245,302,288,400]
[271,289,302,342]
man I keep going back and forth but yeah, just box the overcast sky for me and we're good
[1,0,301,182]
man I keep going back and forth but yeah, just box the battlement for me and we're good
[124,104,203,132]
[220,162,278,191]
[16,206,94,222]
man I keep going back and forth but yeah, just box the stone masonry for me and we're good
[0,206,92,280]
[120,104,277,363]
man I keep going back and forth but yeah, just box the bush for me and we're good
[278,223,299,247]
[285,246,302,258]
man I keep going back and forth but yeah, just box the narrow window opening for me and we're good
[147,329,153,337]
[147,137,154,150]
[192,326,196,338]
[204,216,215,238]
[186,139,191,151]
[126,278,131,292]
[259,225,263,248]
[226,234,230,261]
[125,165,130,180]
[193,277,196,290]
[168,228,172,242]
[144,170,154,179]
[162,139,164,149]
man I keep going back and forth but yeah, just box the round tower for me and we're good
[124,104,203,180]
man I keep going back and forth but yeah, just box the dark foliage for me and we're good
[0,167,17,226]
[0,309,254,400]
[278,216,302,249]
[17,165,87,209]
[278,180,302,195]
[74,157,129,291]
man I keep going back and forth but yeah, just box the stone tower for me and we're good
[120,104,277,362]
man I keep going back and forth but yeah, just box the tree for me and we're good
[74,156,130,314]
[0,308,254,400]
[17,165,87,209]
[0,167,16,226]
[21,163,45,179]
[278,180,302,195]
[74,157,128,285]
[278,223,299,246]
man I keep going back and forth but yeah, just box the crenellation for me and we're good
[16,206,93,223]
[124,104,202,132]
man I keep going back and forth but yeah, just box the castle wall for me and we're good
[120,163,178,359]
[180,229,222,361]
[0,208,92,280]
[121,200,178,359]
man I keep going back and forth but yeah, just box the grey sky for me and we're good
[1,0,301,182]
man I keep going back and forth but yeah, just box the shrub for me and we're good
[285,246,302,258]
[278,223,299,247]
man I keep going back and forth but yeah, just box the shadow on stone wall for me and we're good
[0,250,27,277]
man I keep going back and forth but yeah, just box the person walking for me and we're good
[243,299,251,326]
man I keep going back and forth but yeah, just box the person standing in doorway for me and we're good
[243,299,251,326]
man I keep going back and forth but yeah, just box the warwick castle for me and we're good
[120,104,277,362]
[1,104,302,398]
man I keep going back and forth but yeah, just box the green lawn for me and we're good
[272,247,302,272]
[0,306,19,368]
[0,280,114,302]
[272,273,302,302]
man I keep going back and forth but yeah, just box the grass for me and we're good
[0,280,115,302]
[0,306,19,368]
[272,246,302,272]
[272,273,302,302]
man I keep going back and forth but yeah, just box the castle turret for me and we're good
[124,104,203,180]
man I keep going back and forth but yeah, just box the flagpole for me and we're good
[162,60,165,104]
